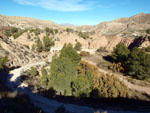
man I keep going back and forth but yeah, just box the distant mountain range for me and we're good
[0,13,150,36]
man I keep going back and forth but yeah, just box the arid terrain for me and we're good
[0,13,150,113]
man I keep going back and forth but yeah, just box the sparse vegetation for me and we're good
[4,27,25,39]
[80,51,90,57]
[30,67,38,76]
[13,30,24,39]
[36,37,43,52]
[74,41,82,51]
[146,29,150,34]
[78,32,90,39]
[43,36,55,51]
[66,28,74,33]
[45,27,54,35]
[30,28,41,36]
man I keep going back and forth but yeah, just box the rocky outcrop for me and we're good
[128,35,150,49]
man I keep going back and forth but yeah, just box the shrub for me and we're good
[66,28,74,33]
[109,62,124,72]
[5,30,11,37]
[145,46,150,52]
[93,73,129,98]
[36,37,43,52]
[80,51,90,57]
[74,42,82,51]
[72,76,91,97]
[78,32,89,39]
[54,29,58,34]
[43,36,55,51]
[13,31,24,39]
[11,27,18,33]
[30,29,40,36]
[30,67,38,76]
[146,29,150,34]
[45,27,54,35]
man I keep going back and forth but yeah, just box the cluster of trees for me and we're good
[35,36,55,52]
[112,43,150,80]
[78,32,90,39]
[38,43,128,98]
[45,27,58,35]
[66,28,74,33]
[5,27,25,39]
[30,28,41,36]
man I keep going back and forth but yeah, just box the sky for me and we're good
[0,0,150,25]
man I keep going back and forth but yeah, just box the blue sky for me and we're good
[0,0,150,25]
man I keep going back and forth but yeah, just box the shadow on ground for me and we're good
[39,88,150,112]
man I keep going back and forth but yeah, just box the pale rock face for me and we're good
[51,35,108,53]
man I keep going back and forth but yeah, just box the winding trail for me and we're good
[82,59,150,96]
[6,60,142,113]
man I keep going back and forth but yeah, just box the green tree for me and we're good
[39,68,48,89]
[126,47,150,80]
[60,43,81,65]
[72,76,91,97]
[49,57,78,95]
[36,37,43,52]
[112,43,130,63]
[43,36,54,51]
[74,42,82,51]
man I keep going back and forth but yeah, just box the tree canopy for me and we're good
[112,43,130,63]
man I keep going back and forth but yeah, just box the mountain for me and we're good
[0,15,59,29]
[0,13,150,36]
[95,13,150,36]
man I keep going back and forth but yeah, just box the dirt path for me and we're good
[82,58,150,96]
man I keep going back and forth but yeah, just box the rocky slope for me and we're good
[0,15,59,29]
[95,13,150,36]
[0,13,150,62]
